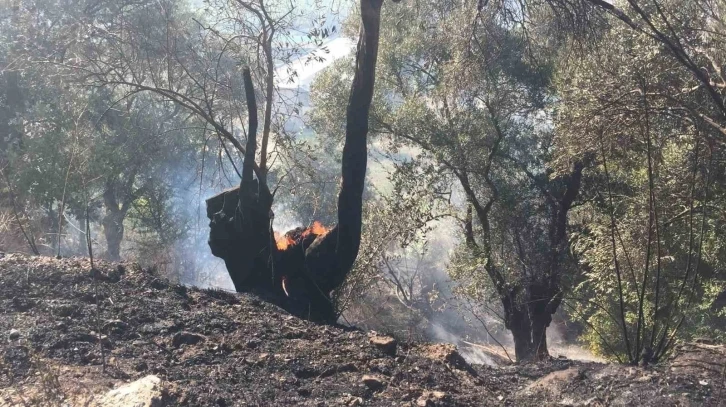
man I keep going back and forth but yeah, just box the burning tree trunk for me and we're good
[206,0,389,323]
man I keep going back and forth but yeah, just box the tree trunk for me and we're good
[102,208,124,261]
[508,307,535,362]
[102,182,130,262]
[206,0,386,324]
[504,294,552,363]
[531,309,551,360]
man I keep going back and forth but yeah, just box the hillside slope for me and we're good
[0,254,723,406]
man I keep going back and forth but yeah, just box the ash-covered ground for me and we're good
[1,254,723,406]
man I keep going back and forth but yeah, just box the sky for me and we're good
[188,0,356,90]
[274,36,355,90]
[277,0,355,90]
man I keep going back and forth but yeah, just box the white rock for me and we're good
[93,375,164,407]
[8,329,20,340]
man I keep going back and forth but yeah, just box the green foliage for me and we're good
[314,0,726,360]
[0,0,206,258]
[312,0,590,362]
[555,0,726,361]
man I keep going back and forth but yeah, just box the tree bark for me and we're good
[102,177,135,262]
[328,0,383,272]
[476,158,586,363]
[504,296,551,363]
[206,0,386,323]
[506,301,534,362]
[102,208,124,261]
[531,311,550,359]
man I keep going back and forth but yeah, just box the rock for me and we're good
[416,344,477,376]
[8,329,20,340]
[430,391,446,399]
[362,374,385,391]
[369,334,397,356]
[171,331,206,347]
[103,320,129,335]
[523,367,581,396]
[416,391,447,406]
[53,303,78,317]
[93,375,165,407]
[340,394,364,406]
[139,321,176,335]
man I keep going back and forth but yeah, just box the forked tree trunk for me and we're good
[206,0,388,323]
[504,294,552,363]
[467,158,586,363]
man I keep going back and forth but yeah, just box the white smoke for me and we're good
[430,323,497,366]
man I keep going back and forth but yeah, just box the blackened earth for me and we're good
[1,254,723,406]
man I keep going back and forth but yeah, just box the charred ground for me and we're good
[1,254,724,406]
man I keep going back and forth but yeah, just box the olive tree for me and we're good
[312,0,588,361]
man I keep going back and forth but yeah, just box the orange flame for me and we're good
[275,234,295,250]
[306,221,328,237]
[275,221,329,251]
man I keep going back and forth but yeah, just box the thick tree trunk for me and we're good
[102,209,124,261]
[335,0,382,272]
[504,291,553,363]
[508,307,535,362]
[206,0,386,324]
[102,181,132,262]
[531,307,551,359]
[495,159,587,363]
[507,312,551,363]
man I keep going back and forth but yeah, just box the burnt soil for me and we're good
[1,253,724,406]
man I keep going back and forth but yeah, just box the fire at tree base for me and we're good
[205,0,386,324]
[206,186,343,323]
